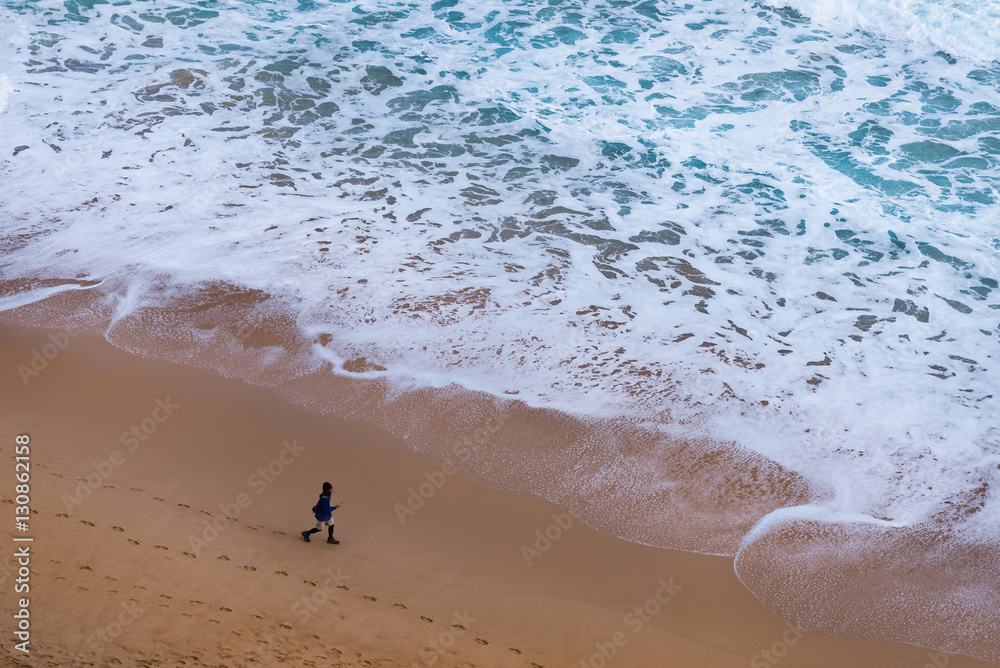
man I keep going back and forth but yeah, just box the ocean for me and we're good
[1,0,998,660]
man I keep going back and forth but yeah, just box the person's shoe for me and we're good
[327,537,340,544]
[301,531,311,542]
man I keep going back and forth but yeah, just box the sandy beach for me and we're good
[0,324,995,668]
[4,0,1000,662]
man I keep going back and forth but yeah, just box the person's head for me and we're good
[322,481,333,494]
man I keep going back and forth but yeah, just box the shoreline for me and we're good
[0,323,994,667]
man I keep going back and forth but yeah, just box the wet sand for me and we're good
[0,324,994,667]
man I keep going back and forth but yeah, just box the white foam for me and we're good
[785,0,1000,62]
[0,75,12,116]
[1,1,999,654]
[0,283,98,312]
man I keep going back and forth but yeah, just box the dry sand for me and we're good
[0,324,995,668]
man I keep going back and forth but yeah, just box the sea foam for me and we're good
[785,0,1000,62]
[1,0,999,658]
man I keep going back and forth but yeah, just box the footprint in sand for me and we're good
[420,616,433,623]
[507,648,522,655]
[273,530,285,535]
[451,624,465,631]
[252,614,263,619]
[56,513,68,518]
[158,604,169,608]
[128,539,140,545]
[217,555,230,561]
[303,580,317,586]
[154,545,169,550]
[190,600,205,605]
[111,526,124,532]
[363,596,377,602]
[80,520,95,526]
[219,607,232,612]
[105,576,117,582]
[161,595,172,600]
[152,497,164,502]
[475,638,489,646]
[197,509,211,515]
[393,603,407,609]
[79,565,93,571]
[183,552,197,558]
[181,612,192,618]
[274,571,288,576]
[131,488,143,492]
[242,565,257,572]
[336,585,349,591]
[279,624,292,630]
[177,503,190,508]
[103,485,115,489]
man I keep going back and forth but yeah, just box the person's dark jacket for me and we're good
[314,493,334,522]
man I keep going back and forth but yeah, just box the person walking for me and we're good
[302,481,341,544]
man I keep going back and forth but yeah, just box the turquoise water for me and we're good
[1,0,999,659]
